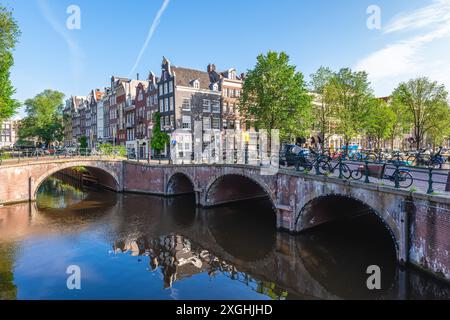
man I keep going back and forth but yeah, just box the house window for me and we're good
[203,99,211,112]
[212,101,220,113]
[159,84,164,96]
[165,82,169,94]
[165,116,170,128]
[182,116,191,129]
[212,118,220,130]
[169,81,173,93]
[166,98,170,112]
[182,98,191,111]
[203,117,211,130]
[159,99,164,112]
[170,115,174,127]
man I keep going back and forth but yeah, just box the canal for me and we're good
[0,174,449,300]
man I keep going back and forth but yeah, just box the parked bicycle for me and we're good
[353,163,413,188]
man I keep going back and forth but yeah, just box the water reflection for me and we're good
[0,177,449,300]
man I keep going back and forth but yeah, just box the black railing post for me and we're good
[394,163,400,189]
[338,157,343,179]
[364,160,370,184]
[427,167,434,194]
[315,159,320,175]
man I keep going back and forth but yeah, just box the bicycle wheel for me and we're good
[398,171,414,188]
[318,161,331,175]
[339,163,352,179]
[351,167,364,180]
[365,153,377,162]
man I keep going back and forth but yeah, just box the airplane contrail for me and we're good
[128,0,171,78]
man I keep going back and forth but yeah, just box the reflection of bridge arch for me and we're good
[295,194,400,261]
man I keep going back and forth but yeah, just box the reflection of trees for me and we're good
[0,244,17,300]
[113,233,288,300]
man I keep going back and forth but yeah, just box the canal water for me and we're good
[0,176,449,300]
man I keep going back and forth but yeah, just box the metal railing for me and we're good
[1,147,449,196]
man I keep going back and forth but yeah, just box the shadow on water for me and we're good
[205,199,277,262]
[298,214,398,299]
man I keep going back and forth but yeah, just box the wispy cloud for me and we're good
[37,0,85,79]
[355,0,450,95]
[128,0,171,78]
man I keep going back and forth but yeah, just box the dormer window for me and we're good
[212,83,219,91]
[229,70,236,80]
[192,79,200,89]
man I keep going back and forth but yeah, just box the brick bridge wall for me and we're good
[0,160,449,282]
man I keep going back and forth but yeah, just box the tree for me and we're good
[326,68,373,147]
[388,98,412,150]
[239,51,312,142]
[0,5,21,122]
[364,98,396,150]
[426,104,450,149]
[392,77,449,150]
[151,112,170,155]
[310,66,334,146]
[19,90,65,146]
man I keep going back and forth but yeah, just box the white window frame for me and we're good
[182,98,191,111]
[203,99,211,112]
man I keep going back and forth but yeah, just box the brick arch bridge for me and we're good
[0,159,449,282]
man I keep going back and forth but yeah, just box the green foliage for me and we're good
[99,143,114,156]
[392,77,449,150]
[78,136,88,149]
[364,98,396,149]
[98,143,127,158]
[310,66,334,144]
[239,51,312,141]
[326,68,374,145]
[19,90,65,145]
[0,5,21,122]
[151,112,170,153]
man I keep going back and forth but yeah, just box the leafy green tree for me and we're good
[388,98,412,150]
[0,5,21,122]
[326,68,373,147]
[19,90,65,146]
[310,66,334,146]
[392,77,449,150]
[364,98,396,150]
[239,51,312,142]
[151,112,170,155]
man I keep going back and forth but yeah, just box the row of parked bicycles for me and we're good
[287,146,449,169]
[278,145,448,188]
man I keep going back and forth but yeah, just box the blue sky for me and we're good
[5,0,450,118]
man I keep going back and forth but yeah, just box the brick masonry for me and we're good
[0,159,449,282]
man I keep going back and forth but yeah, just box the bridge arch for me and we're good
[204,173,277,210]
[33,162,121,200]
[166,172,195,196]
[295,194,400,260]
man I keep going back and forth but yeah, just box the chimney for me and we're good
[137,73,140,80]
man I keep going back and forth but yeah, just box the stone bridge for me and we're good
[0,159,449,283]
